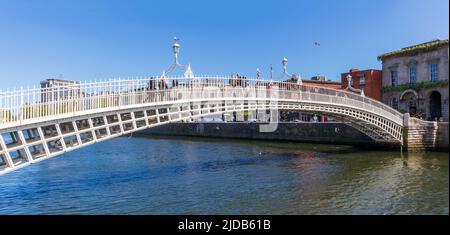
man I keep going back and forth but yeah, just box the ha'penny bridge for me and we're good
[0,75,407,175]
[1,38,424,176]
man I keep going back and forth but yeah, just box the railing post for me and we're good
[17,87,22,123]
[118,78,121,109]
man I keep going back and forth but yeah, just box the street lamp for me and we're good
[346,74,353,88]
[282,57,288,74]
[172,37,181,64]
[277,57,301,84]
[161,37,194,78]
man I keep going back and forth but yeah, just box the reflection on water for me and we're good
[0,136,448,214]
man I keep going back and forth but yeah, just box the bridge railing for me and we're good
[0,76,403,127]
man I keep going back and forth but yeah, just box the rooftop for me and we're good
[342,69,381,74]
[303,79,340,84]
[41,78,79,84]
[377,39,449,61]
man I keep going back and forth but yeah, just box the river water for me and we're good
[0,136,448,214]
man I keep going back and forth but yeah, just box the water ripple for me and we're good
[0,136,448,215]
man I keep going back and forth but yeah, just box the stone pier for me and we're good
[403,114,449,151]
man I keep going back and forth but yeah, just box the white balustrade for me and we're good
[0,76,403,127]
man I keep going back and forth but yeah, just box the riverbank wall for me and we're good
[403,116,449,151]
[135,122,399,149]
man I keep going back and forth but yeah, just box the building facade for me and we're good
[379,39,449,121]
[40,78,81,102]
[303,78,342,90]
[341,68,382,101]
[293,77,341,122]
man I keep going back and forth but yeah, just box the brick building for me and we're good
[286,76,342,122]
[341,68,382,101]
[303,79,342,90]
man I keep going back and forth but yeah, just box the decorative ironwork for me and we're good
[162,37,194,78]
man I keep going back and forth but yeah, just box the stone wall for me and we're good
[404,115,449,151]
[436,122,449,150]
[137,120,449,152]
[136,122,382,146]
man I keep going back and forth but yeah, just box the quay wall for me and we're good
[136,122,386,147]
[137,120,449,151]
[404,116,449,151]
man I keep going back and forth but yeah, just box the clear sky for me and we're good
[0,0,448,89]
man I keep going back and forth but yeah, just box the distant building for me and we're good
[282,76,341,122]
[378,39,449,121]
[302,79,341,90]
[40,78,81,102]
[341,68,382,101]
[310,75,327,81]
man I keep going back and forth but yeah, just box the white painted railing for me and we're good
[0,76,403,128]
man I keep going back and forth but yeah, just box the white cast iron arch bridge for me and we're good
[0,76,404,175]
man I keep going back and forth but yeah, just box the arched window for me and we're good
[429,91,442,121]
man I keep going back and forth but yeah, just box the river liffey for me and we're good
[0,136,448,214]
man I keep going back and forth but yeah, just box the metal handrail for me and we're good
[0,76,403,126]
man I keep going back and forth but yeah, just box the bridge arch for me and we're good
[1,76,404,175]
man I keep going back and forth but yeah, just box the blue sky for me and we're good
[0,0,448,89]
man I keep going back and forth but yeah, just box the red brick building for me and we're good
[297,77,342,123]
[303,79,342,89]
[341,68,382,101]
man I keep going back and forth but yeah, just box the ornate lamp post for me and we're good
[173,37,181,64]
[282,57,289,75]
[346,74,353,88]
[345,73,364,96]
[162,37,194,78]
[278,57,302,84]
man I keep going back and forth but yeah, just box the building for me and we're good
[378,39,449,121]
[341,68,382,101]
[281,76,341,122]
[303,78,342,90]
[310,74,327,81]
[40,78,81,102]
[300,77,340,122]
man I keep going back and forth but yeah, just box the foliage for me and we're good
[377,39,448,61]
[382,79,449,93]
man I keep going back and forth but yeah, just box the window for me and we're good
[391,97,399,110]
[409,67,417,85]
[430,63,439,81]
[390,70,398,86]
[359,75,365,86]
